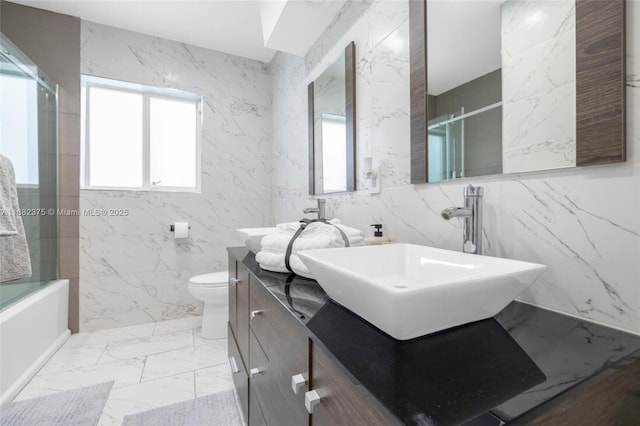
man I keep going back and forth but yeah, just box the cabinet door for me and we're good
[228,324,249,424]
[236,266,250,365]
[310,342,402,426]
[249,279,310,425]
[228,254,237,336]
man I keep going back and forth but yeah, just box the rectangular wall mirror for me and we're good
[308,41,356,194]
[410,0,626,184]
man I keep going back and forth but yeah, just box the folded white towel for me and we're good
[330,219,364,239]
[261,231,345,253]
[0,158,18,236]
[258,219,364,277]
[348,237,365,246]
[0,154,32,282]
[255,250,314,279]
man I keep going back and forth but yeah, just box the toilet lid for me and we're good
[189,271,228,286]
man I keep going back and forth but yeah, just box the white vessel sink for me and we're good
[298,243,546,340]
[236,227,277,254]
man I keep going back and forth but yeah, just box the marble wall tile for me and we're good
[79,0,639,336]
[79,21,272,331]
[501,0,575,56]
[502,0,576,173]
[270,0,640,335]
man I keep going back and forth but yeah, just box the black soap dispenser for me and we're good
[367,224,390,245]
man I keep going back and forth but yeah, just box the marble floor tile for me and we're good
[153,315,202,336]
[13,357,145,401]
[193,327,225,346]
[97,328,194,364]
[65,322,156,349]
[14,315,236,426]
[140,338,227,382]
[36,343,107,374]
[98,371,196,426]
[195,364,234,397]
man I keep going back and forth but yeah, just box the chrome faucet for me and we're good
[441,185,484,255]
[303,198,326,220]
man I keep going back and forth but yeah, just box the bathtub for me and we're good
[0,279,70,403]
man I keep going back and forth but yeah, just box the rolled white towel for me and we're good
[255,250,313,278]
[255,250,288,272]
[288,254,313,278]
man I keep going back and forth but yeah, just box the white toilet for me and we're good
[188,271,228,339]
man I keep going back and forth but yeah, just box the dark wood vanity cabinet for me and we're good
[228,324,249,423]
[228,255,400,426]
[228,256,251,423]
[248,276,310,426]
[228,254,238,334]
[311,341,402,426]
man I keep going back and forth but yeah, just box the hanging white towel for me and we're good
[0,158,18,237]
[0,154,32,282]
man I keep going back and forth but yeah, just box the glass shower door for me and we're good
[0,33,58,307]
[428,110,464,182]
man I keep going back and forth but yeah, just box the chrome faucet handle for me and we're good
[304,198,327,219]
[464,184,484,197]
[442,185,483,255]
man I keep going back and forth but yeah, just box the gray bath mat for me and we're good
[122,390,243,426]
[0,381,113,426]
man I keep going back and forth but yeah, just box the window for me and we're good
[81,75,201,191]
[0,73,39,186]
[320,114,347,193]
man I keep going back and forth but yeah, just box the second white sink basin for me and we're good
[298,243,546,340]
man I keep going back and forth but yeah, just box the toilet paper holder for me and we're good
[169,224,191,232]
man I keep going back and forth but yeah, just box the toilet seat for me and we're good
[189,271,228,287]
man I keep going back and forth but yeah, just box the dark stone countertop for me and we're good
[228,247,640,425]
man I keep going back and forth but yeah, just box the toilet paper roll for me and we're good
[173,222,189,239]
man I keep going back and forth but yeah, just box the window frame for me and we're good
[81,76,202,193]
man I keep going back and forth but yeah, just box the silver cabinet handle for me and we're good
[229,356,240,374]
[230,278,241,285]
[304,390,321,413]
[291,373,307,395]
[250,310,263,319]
[249,367,262,378]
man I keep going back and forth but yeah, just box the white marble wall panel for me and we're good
[80,22,272,331]
[271,0,640,335]
[502,0,576,174]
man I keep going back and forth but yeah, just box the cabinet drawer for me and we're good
[249,279,310,421]
[311,342,402,426]
[250,385,267,426]
[228,324,248,424]
[249,279,308,366]
[250,329,309,426]
[236,266,250,364]
[228,255,237,335]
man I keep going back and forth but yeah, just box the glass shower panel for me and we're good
[428,112,464,182]
[0,33,58,294]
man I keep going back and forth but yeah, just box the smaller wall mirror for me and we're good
[308,42,356,194]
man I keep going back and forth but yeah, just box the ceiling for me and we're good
[9,0,344,63]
